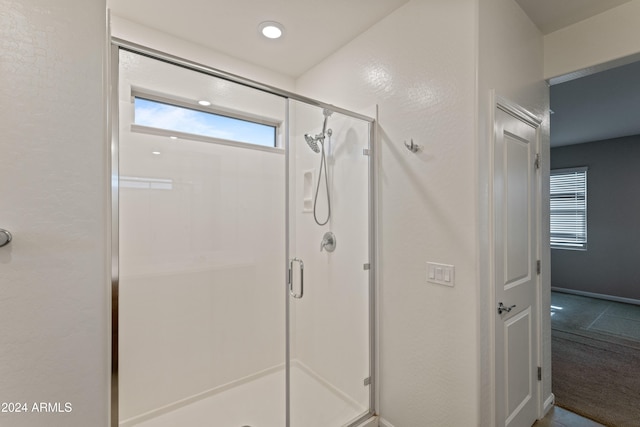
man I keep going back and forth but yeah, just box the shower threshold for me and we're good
[122,364,368,427]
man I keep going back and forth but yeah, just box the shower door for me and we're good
[287,100,374,427]
[114,45,374,427]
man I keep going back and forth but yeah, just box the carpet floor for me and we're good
[551,292,640,427]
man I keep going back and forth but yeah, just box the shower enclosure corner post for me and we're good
[368,115,378,417]
[109,42,120,427]
[284,98,291,427]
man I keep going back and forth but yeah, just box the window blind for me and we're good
[550,167,587,250]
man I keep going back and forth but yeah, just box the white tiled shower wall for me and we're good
[117,51,288,421]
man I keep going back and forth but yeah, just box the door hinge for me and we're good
[534,153,541,170]
[536,260,541,275]
[364,376,372,386]
[363,148,370,156]
[537,366,542,381]
[363,263,371,271]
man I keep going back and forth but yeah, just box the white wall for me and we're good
[544,0,640,80]
[0,1,109,426]
[298,0,549,425]
[297,1,479,425]
[0,1,551,425]
[477,0,550,424]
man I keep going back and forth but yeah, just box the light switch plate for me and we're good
[427,262,455,287]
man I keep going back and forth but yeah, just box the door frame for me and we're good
[489,93,547,426]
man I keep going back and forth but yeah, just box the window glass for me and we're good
[550,167,587,250]
[134,97,277,148]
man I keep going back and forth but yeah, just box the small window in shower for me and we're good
[133,97,277,148]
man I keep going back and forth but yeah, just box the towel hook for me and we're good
[404,139,420,153]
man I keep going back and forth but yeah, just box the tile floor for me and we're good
[534,406,605,427]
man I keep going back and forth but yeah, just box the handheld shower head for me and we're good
[321,108,333,134]
[305,134,321,153]
[305,109,333,154]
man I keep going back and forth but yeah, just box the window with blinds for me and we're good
[550,167,587,250]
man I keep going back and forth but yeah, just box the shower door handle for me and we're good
[289,258,304,299]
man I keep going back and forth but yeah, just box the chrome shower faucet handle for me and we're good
[0,228,12,248]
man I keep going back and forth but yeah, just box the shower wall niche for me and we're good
[114,47,374,427]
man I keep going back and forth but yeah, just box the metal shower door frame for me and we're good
[109,38,377,427]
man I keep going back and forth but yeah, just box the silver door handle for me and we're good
[497,302,516,314]
[0,229,12,248]
[289,258,304,299]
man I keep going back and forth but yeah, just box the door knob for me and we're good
[497,302,516,315]
[0,229,12,248]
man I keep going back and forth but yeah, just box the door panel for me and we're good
[494,106,539,427]
[287,100,371,427]
[505,308,533,422]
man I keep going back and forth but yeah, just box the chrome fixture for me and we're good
[404,138,419,153]
[497,302,516,314]
[289,258,304,299]
[305,109,333,226]
[0,229,12,248]
[320,231,336,252]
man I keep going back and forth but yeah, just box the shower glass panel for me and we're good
[117,49,287,426]
[287,100,372,426]
[114,46,374,427]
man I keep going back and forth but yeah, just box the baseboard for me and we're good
[542,393,555,417]
[552,287,640,306]
[354,415,378,427]
[379,417,396,427]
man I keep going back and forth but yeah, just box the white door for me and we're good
[494,104,539,427]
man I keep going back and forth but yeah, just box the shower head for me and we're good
[305,109,333,153]
[305,134,321,153]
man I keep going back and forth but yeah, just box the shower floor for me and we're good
[129,365,368,427]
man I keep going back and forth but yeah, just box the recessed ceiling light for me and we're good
[259,21,284,39]
[198,100,211,106]
[169,136,178,140]
[152,151,161,155]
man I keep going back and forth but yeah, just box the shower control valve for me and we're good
[320,231,336,252]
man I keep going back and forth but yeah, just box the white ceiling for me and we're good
[108,0,409,78]
[515,0,632,35]
[108,0,640,147]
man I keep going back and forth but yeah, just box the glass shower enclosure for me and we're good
[111,42,375,427]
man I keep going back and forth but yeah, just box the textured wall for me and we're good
[297,1,480,425]
[551,135,640,301]
[299,0,549,424]
[0,1,109,426]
